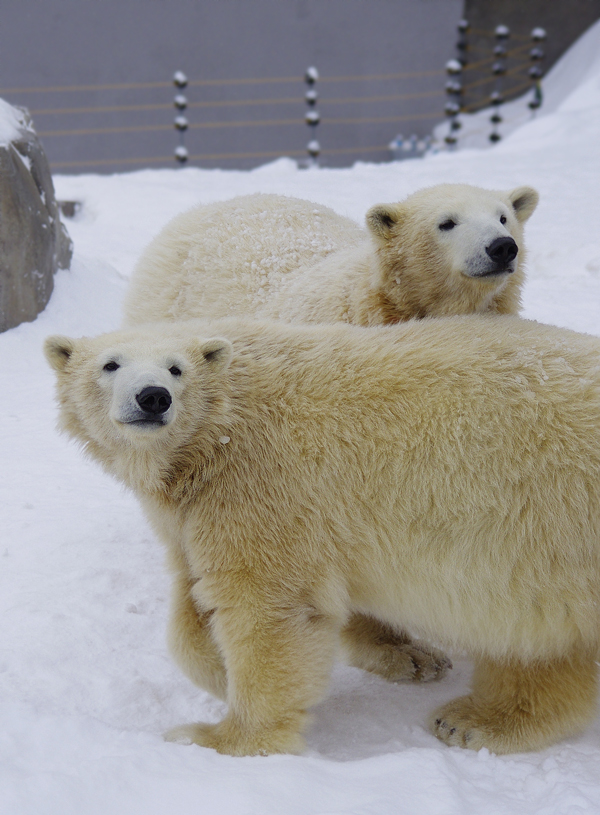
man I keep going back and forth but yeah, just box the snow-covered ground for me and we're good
[3,20,600,815]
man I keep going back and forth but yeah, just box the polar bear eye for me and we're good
[500,214,507,225]
[103,360,120,372]
[169,365,182,377]
[439,219,456,231]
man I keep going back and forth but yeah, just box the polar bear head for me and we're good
[44,326,233,479]
[366,183,538,319]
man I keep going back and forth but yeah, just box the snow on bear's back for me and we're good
[123,193,363,325]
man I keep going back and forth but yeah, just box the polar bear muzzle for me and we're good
[136,386,172,418]
[480,236,519,276]
[115,383,174,429]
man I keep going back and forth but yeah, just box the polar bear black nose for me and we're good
[136,386,172,415]
[486,237,518,265]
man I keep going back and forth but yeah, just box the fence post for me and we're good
[456,18,470,68]
[173,71,189,164]
[489,25,509,143]
[305,67,320,166]
[444,18,468,148]
[444,57,463,147]
[528,28,546,115]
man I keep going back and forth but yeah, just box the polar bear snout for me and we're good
[118,384,174,428]
[484,237,518,273]
[136,386,172,417]
[112,379,175,429]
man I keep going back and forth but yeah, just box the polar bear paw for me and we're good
[369,639,452,683]
[391,639,453,683]
[341,615,452,683]
[164,718,305,757]
[431,696,489,750]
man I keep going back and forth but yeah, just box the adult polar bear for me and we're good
[45,315,600,756]
[123,184,539,328]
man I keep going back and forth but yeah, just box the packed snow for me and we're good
[3,20,600,815]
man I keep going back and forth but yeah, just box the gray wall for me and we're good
[0,1,463,172]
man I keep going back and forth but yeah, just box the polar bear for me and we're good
[123,184,538,328]
[45,315,600,757]
[123,184,538,687]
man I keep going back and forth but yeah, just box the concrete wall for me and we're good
[0,0,463,172]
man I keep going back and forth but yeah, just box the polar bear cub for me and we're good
[123,184,538,328]
[46,315,600,757]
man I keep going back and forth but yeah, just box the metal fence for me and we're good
[0,68,448,172]
[0,24,547,172]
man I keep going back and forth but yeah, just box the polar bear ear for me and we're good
[44,335,77,373]
[366,204,404,241]
[508,186,539,223]
[199,337,233,372]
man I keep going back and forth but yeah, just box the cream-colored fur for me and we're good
[123,185,538,329]
[123,186,538,688]
[46,315,600,756]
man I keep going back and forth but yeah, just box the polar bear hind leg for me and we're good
[341,613,452,682]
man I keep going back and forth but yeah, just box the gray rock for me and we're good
[0,101,72,333]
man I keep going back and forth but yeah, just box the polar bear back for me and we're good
[124,193,363,326]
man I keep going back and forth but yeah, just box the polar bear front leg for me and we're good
[166,598,340,756]
[167,574,228,701]
[341,613,452,682]
[431,651,598,753]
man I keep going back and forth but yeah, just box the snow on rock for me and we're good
[0,96,32,146]
[0,96,72,332]
[2,18,600,815]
